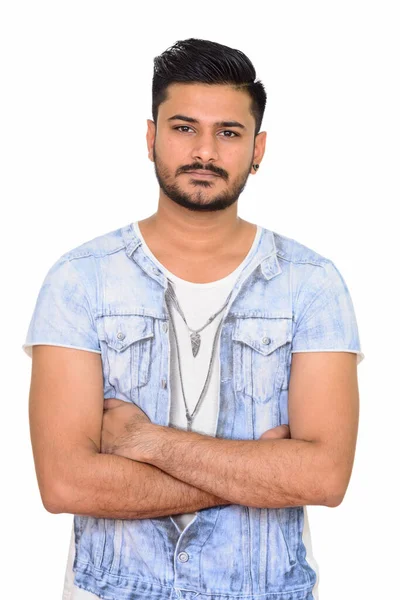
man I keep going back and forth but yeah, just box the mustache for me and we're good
[178,163,227,179]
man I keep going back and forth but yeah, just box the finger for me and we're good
[104,398,126,410]
[259,425,290,439]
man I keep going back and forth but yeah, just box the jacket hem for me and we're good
[74,559,316,600]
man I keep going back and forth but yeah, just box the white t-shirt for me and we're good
[62,222,319,599]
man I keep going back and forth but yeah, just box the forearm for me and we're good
[52,451,231,519]
[134,426,338,508]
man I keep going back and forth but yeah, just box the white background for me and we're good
[1,1,398,598]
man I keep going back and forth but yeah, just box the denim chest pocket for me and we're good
[232,317,292,403]
[97,315,154,396]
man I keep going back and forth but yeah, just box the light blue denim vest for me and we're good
[23,222,364,600]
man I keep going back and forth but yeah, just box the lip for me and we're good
[185,170,220,178]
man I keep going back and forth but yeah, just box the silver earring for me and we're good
[253,164,259,171]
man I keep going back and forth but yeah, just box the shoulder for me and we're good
[257,227,352,314]
[40,223,134,306]
[270,227,341,287]
[266,227,356,329]
[45,222,134,284]
[56,222,131,264]
[271,228,332,268]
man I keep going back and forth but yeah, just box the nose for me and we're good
[190,132,220,164]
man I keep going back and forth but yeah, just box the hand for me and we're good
[259,424,291,440]
[100,398,153,459]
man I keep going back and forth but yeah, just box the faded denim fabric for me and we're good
[23,222,364,600]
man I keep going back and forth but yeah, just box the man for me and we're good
[23,38,364,600]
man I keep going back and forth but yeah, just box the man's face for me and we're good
[146,83,265,213]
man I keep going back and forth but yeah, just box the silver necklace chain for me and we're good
[165,280,233,431]
[165,282,232,357]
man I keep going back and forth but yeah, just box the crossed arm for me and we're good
[29,346,359,519]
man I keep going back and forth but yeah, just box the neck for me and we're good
[140,201,250,261]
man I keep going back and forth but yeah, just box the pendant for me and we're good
[190,332,201,357]
[186,412,193,431]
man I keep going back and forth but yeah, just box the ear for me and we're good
[146,119,156,163]
[252,131,267,173]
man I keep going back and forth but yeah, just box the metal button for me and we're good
[152,267,159,273]
[178,551,189,562]
[161,378,167,389]
[162,322,169,333]
[262,336,271,345]
[116,332,126,341]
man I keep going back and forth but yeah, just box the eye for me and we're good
[173,126,239,138]
[219,130,239,138]
[174,126,194,133]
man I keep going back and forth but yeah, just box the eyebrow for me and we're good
[167,114,246,130]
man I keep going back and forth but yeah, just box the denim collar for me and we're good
[121,222,282,287]
[120,222,284,319]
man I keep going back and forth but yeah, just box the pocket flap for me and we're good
[232,317,292,356]
[98,315,154,352]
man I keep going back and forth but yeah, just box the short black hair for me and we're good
[152,38,267,136]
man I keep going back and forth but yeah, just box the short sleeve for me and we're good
[292,260,365,365]
[22,257,101,358]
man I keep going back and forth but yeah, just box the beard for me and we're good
[152,144,254,213]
